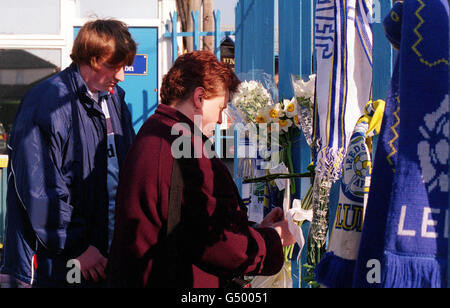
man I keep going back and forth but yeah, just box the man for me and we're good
[0,19,136,288]
[108,51,295,288]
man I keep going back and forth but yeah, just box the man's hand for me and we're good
[75,246,108,283]
[257,207,296,247]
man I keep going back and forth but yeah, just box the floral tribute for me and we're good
[230,80,273,124]
[226,74,320,288]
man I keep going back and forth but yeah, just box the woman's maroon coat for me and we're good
[108,104,284,288]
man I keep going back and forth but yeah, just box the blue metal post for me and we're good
[192,11,200,51]
[234,0,275,186]
[235,0,275,77]
[213,10,222,158]
[214,128,222,158]
[279,0,313,197]
[170,12,178,63]
[233,129,242,196]
[372,2,393,102]
[235,2,242,74]
[371,1,393,168]
[214,10,222,60]
[279,0,314,289]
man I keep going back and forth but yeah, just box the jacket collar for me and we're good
[69,63,110,110]
[155,104,211,143]
[155,103,193,125]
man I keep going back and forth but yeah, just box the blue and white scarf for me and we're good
[354,0,449,288]
[313,0,373,181]
[315,101,384,288]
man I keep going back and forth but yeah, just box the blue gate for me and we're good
[234,0,394,288]
[164,10,235,158]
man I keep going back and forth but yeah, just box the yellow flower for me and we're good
[268,103,283,121]
[284,98,298,118]
[293,115,301,128]
[269,108,280,119]
[256,114,268,124]
[279,118,293,132]
[286,103,295,113]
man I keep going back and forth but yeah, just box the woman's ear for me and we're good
[193,87,206,112]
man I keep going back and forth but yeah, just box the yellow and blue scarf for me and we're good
[354,0,449,288]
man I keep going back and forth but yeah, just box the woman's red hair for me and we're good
[160,51,240,105]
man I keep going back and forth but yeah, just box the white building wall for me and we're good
[0,0,178,104]
[158,0,178,94]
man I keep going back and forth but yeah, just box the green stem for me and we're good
[283,244,295,262]
[242,172,314,183]
[286,139,296,195]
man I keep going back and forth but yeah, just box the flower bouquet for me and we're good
[229,80,273,124]
[253,98,303,195]
[291,74,316,147]
[291,74,334,288]
[227,72,321,288]
[225,71,278,179]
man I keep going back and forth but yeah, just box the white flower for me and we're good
[278,118,293,133]
[292,114,301,129]
[267,103,283,122]
[231,80,273,124]
[283,98,298,119]
[255,106,271,124]
[292,74,316,99]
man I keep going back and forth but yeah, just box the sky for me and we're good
[214,0,239,26]
[214,0,278,27]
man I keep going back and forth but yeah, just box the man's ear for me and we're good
[193,87,206,111]
[90,57,101,72]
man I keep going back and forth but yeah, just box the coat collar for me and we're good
[68,63,110,111]
[155,104,211,144]
[155,103,194,125]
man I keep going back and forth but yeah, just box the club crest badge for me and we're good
[341,126,372,203]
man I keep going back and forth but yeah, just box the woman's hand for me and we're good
[257,207,296,247]
[259,207,282,228]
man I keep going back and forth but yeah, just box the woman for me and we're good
[108,51,294,288]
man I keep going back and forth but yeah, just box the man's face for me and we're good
[88,57,126,93]
[201,89,230,136]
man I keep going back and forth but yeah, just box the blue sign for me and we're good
[125,54,148,75]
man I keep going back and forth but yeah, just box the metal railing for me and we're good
[164,10,235,159]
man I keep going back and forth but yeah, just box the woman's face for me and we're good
[200,89,230,137]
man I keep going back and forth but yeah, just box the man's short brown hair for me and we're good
[160,51,240,106]
[71,19,137,69]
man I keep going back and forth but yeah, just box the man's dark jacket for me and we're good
[108,104,284,288]
[0,63,135,287]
